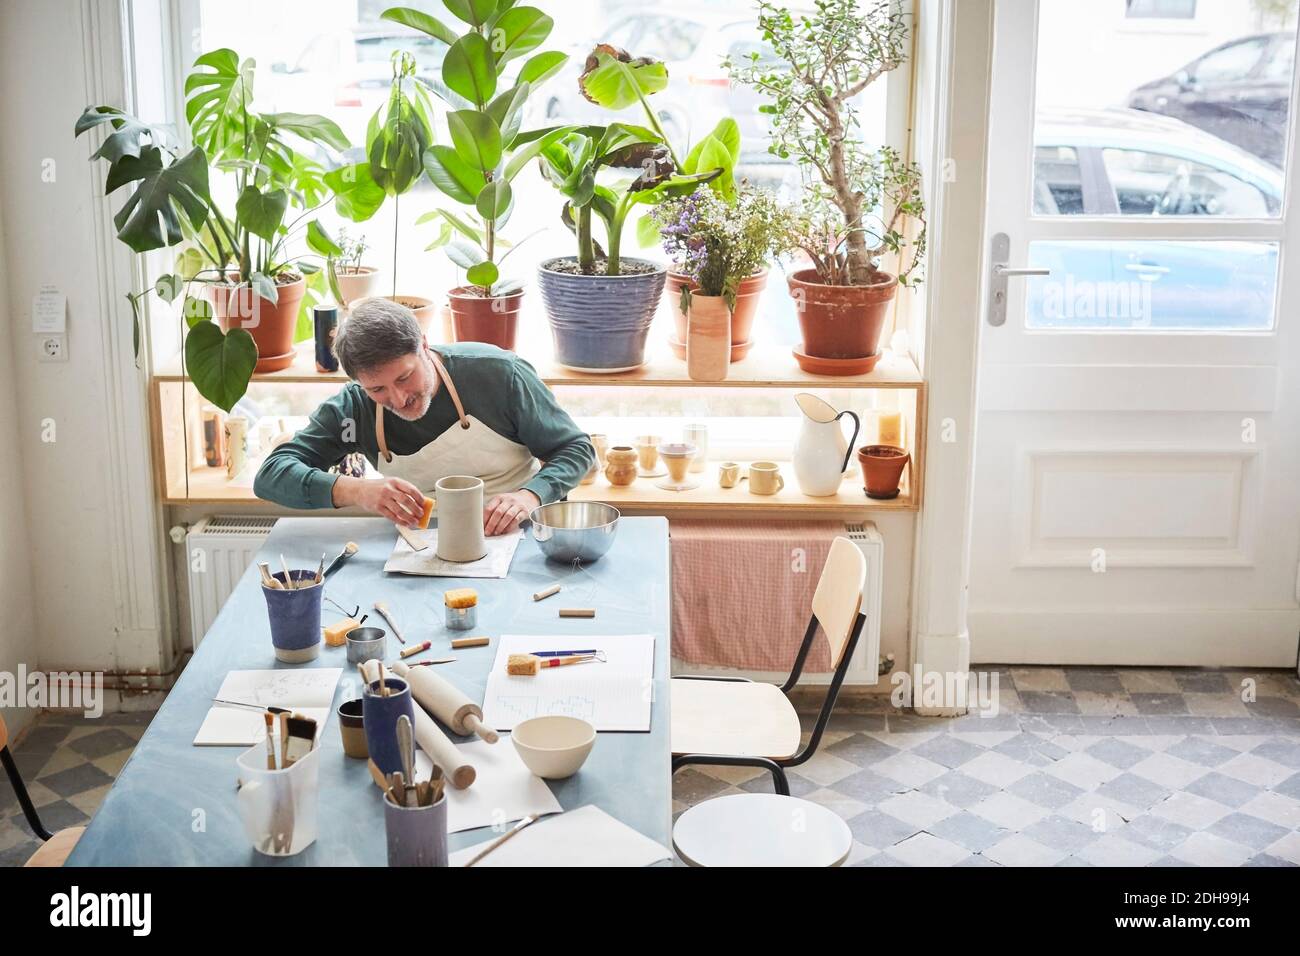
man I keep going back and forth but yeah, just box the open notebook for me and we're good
[193,669,342,746]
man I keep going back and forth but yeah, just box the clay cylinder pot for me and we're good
[210,276,306,373]
[447,287,523,352]
[788,269,898,360]
[604,446,639,487]
[686,294,730,382]
[434,475,486,562]
[857,444,910,500]
[667,269,767,349]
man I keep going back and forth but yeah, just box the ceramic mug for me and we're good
[718,462,741,488]
[748,461,785,495]
[635,435,662,472]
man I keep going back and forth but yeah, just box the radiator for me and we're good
[185,515,278,647]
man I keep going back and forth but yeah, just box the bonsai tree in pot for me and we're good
[652,182,796,374]
[76,48,347,407]
[379,2,571,352]
[533,46,723,371]
[729,0,926,374]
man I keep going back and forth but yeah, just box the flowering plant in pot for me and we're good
[76,48,347,408]
[729,0,926,374]
[534,46,724,371]
[653,183,796,369]
[376,3,571,352]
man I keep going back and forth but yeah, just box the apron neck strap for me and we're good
[376,347,469,463]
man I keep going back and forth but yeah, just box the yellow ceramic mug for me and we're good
[718,462,740,489]
[748,461,784,495]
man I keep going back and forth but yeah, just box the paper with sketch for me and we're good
[193,669,342,746]
[482,634,656,732]
[448,804,671,867]
[414,738,562,834]
[384,528,522,578]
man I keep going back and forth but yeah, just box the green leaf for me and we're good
[486,83,529,146]
[182,295,213,328]
[684,117,740,172]
[184,49,255,158]
[503,124,578,181]
[306,219,343,257]
[75,106,166,164]
[516,50,568,87]
[635,212,662,248]
[107,146,210,252]
[126,293,142,360]
[175,246,205,280]
[380,6,458,44]
[466,261,499,287]
[578,46,668,111]
[423,145,481,204]
[155,273,184,302]
[692,135,735,202]
[263,112,350,151]
[491,277,524,296]
[417,207,488,245]
[249,272,279,304]
[447,110,502,172]
[442,33,497,107]
[445,238,486,269]
[442,0,497,27]
[185,321,257,412]
[235,185,288,241]
[486,7,552,65]
[324,162,386,222]
[475,180,512,219]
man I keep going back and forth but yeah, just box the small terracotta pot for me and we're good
[686,294,730,382]
[604,446,639,487]
[857,444,910,500]
[446,287,522,351]
[210,276,306,373]
[378,295,437,341]
[788,268,897,360]
[666,268,767,349]
[334,266,381,307]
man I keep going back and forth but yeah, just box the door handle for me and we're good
[988,233,1051,327]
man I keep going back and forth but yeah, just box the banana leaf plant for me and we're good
[76,48,348,410]
[377,3,572,297]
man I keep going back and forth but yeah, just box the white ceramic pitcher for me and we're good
[792,393,861,497]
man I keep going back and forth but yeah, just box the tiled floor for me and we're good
[3,667,1298,866]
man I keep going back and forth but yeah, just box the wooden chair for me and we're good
[671,536,868,796]
[0,714,85,866]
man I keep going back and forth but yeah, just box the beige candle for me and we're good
[878,410,903,447]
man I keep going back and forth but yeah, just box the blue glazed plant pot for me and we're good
[537,257,667,372]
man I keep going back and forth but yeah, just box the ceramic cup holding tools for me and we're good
[383,790,449,867]
[363,677,415,776]
[263,570,323,663]
[235,742,320,857]
[748,461,785,495]
[434,475,487,563]
[337,698,368,759]
[718,461,741,489]
[345,626,386,664]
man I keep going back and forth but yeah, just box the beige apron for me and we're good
[375,348,540,496]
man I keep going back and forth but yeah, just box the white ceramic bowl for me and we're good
[511,715,596,779]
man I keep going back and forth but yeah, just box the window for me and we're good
[1192,37,1267,83]
[1125,0,1197,18]
[1033,146,1084,214]
[1100,148,1275,216]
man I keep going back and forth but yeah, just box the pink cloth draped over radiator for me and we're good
[670,520,845,672]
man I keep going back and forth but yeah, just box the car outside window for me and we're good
[1033,146,1085,214]
[1100,148,1274,216]
[1192,37,1267,82]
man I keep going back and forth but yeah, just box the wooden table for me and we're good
[68,516,671,865]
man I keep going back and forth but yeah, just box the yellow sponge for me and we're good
[323,617,359,647]
[418,497,435,530]
[507,653,541,676]
[443,588,477,609]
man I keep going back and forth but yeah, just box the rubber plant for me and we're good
[76,48,348,408]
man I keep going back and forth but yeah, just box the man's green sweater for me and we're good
[253,343,594,509]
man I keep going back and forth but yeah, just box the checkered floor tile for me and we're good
[672,667,1300,866]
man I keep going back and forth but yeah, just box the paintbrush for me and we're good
[322,541,359,579]
[463,814,540,867]
[282,714,316,767]
[280,554,296,590]
[263,712,277,770]
[314,552,327,584]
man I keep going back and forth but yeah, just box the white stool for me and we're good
[673,793,852,867]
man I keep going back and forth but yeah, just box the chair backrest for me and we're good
[811,536,867,670]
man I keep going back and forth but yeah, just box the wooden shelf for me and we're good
[152,340,923,390]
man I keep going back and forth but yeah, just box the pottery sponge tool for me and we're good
[443,587,477,609]
[391,660,498,743]
[323,617,361,647]
[418,496,436,530]
[507,654,542,676]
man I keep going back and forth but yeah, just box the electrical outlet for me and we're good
[37,334,67,362]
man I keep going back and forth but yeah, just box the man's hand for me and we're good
[483,489,540,536]
[334,475,426,527]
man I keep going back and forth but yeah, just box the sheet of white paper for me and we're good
[448,804,671,867]
[384,529,522,578]
[193,668,342,746]
[413,739,562,834]
[482,634,656,732]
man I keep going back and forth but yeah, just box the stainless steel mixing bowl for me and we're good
[527,501,620,563]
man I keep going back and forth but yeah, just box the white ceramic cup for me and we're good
[434,475,486,562]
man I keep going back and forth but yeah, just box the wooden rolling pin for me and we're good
[358,661,476,789]
[391,661,499,744]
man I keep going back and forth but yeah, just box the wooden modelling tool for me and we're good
[392,660,498,743]
[372,601,406,644]
[558,608,595,618]
[395,525,428,552]
[450,636,490,649]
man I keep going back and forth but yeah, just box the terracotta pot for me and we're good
[604,446,639,487]
[210,276,306,373]
[447,287,523,351]
[788,268,897,360]
[334,265,381,307]
[665,268,767,349]
[857,444,910,500]
[381,295,437,340]
[686,294,730,382]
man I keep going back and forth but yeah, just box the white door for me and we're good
[969,0,1300,666]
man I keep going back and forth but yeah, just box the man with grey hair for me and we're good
[254,298,594,535]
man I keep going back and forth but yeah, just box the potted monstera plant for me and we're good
[380,3,571,351]
[76,48,347,408]
[730,0,926,375]
[534,46,722,372]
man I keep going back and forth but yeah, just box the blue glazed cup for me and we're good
[384,791,448,867]
[363,678,414,776]
[263,570,323,663]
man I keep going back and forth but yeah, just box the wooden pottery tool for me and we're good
[463,814,540,868]
[280,554,296,590]
[450,636,490,649]
[391,660,498,743]
[258,562,283,590]
[372,601,406,644]
[409,658,457,666]
[322,541,359,579]
[399,640,432,660]
[532,584,561,602]
[559,608,596,619]
[397,715,417,807]
[395,524,428,553]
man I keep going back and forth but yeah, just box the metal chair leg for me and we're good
[672,753,791,795]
